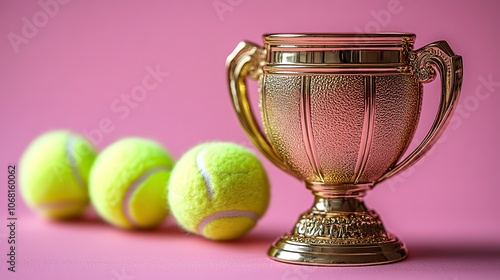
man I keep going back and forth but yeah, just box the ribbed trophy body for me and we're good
[227,33,462,266]
[260,74,421,186]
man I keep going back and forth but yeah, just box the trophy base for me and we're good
[268,235,407,266]
[268,197,408,266]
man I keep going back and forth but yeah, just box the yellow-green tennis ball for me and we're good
[89,138,174,229]
[168,142,270,240]
[19,130,97,219]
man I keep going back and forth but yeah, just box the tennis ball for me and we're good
[19,130,97,219]
[168,142,270,240]
[89,137,174,229]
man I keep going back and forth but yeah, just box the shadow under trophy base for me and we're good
[227,33,462,266]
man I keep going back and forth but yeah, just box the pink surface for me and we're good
[1,0,499,279]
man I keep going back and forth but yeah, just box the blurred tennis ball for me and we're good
[89,137,174,229]
[20,130,97,219]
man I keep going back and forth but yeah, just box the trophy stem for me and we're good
[268,189,407,266]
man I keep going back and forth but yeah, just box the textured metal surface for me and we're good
[261,73,421,185]
[361,74,422,183]
[259,75,309,178]
[310,75,365,184]
[226,33,462,266]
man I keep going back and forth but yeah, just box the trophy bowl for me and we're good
[226,33,462,266]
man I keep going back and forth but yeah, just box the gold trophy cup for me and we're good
[226,33,462,266]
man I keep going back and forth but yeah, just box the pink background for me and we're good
[1,0,499,279]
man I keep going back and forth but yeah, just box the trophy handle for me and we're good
[377,41,463,184]
[226,41,297,177]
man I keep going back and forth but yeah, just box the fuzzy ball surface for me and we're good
[89,138,174,229]
[168,142,270,240]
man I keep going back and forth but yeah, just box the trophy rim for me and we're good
[264,32,416,38]
[263,33,416,46]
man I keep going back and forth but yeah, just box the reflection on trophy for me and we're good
[227,33,462,266]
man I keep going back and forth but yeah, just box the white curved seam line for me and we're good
[122,165,169,226]
[196,148,214,200]
[197,210,260,234]
[66,135,85,188]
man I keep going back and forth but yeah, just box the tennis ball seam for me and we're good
[195,148,214,200]
[196,210,260,234]
[65,134,85,188]
[122,165,171,226]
